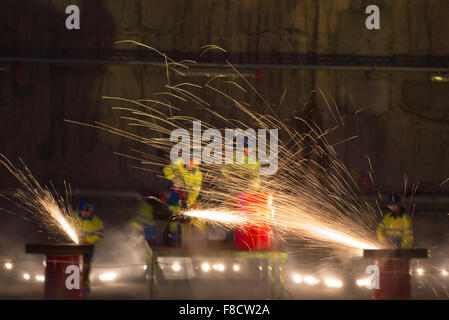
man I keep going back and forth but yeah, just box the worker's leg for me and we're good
[167,221,180,247]
[144,225,158,247]
[181,223,192,247]
[83,253,93,295]
[279,258,285,300]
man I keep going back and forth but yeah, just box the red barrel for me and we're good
[45,254,84,300]
[374,258,411,300]
[234,192,273,250]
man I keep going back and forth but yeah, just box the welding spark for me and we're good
[67,42,385,254]
[0,154,79,244]
[184,210,246,225]
[55,210,79,244]
[303,224,378,250]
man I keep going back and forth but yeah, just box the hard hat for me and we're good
[386,194,400,205]
[79,200,94,211]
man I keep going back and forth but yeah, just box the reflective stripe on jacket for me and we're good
[131,201,156,232]
[76,214,104,245]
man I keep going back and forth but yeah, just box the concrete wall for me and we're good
[0,0,448,192]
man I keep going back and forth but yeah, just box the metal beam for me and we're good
[1,56,448,72]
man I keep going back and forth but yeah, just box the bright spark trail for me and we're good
[0,154,79,244]
[184,210,247,224]
[302,224,377,250]
[185,209,378,250]
[67,41,384,254]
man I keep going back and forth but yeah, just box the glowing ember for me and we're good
[0,154,79,244]
[55,211,79,244]
[184,210,246,224]
[303,224,378,250]
[67,42,386,255]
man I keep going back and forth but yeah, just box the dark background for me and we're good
[0,0,448,299]
[0,0,448,192]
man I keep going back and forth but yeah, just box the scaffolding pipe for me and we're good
[0,56,448,72]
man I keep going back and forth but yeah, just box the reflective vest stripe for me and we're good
[79,230,103,238]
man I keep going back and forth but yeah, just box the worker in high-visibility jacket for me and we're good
[163,158,205,245]
[376,194,414,249]
[163,158,202,212]
[221,137,265,245]
[75,200,104,295]
[130,187,157,244]
[221,137,261,192]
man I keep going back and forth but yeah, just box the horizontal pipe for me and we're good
[0,56,448,72]
[363,248,428,259]
[0,189,140,199]
[1,190,449,204]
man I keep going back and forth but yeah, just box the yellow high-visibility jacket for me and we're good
[376,211,413,248]
[163,158,203,207]
[164,159,205,233]
[130,201,156,232]
[221,154,261,190]
[163,158,186,190]
[76,214,104,245]
[222,154,260,178]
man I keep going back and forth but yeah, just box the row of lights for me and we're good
[6,262,448,284]
[99,272,117,281]
[292,273,342,288]
[164,262,241,273]
[53,266,449,284]
[7,263,112,284]
[22,273,45,282]
[5,262,117,283]
[4,263,45,282]
[355,267,449,289]
[356,278,372,288]
[415,268,448,277]
[294,268,449,289]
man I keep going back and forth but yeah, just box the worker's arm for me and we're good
[184,169,202,207]
[190,170,202,193]
[401,216,414,249]
[251,160,261,178]
[187,191,200,207]
[376,218,387,243]
[131,203,155,232]
[84,219,104,245]
[163,165,176,180]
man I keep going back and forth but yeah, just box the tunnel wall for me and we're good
[0,0,448,193]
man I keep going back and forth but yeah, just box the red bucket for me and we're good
[374,258,411,300]
[45,254,84,300]
[234,192,273,250]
